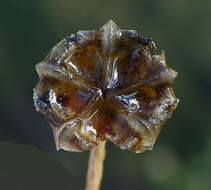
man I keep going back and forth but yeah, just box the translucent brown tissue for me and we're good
[33,20,179,153]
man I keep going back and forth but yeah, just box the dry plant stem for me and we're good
[85,141,106,190]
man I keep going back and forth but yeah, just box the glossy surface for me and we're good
[33,20,179,153]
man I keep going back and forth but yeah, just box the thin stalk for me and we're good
[85,141,106,190]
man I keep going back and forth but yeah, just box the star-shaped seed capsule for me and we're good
[33,20,179,153]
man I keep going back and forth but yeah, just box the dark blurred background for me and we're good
[0,0,211,189]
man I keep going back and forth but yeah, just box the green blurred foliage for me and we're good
[0,0,211,189]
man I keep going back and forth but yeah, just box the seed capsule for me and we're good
[33,20,179,153]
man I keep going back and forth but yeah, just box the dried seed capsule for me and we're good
[33,20,179,153]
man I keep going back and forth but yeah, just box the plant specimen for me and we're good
[33,20,179,190]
